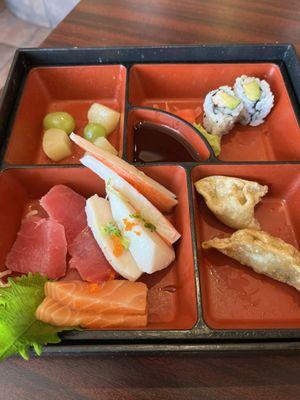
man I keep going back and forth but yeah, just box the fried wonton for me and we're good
[203,229,300,292]
[195,176,268,229]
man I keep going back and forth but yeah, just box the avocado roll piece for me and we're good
[203,86,244,137]
[234,75,274,126]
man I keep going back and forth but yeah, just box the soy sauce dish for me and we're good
[0,45,300,360]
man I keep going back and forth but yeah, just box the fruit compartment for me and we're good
[191,164,300,330]
[129,63,300,162]
[4,65,126,165]
[126,107,212,163]
[0,164,198,331]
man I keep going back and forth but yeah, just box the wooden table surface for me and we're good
[44,0,300,54]
[2,1,300,399]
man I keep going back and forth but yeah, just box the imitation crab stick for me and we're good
[81,154,181,245]
[70,133,177,213]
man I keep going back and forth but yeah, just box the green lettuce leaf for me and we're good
[0,273,72,361]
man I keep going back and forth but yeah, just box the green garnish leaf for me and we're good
[102,221,122,237]
[121,237,130,249]
[106,178,113,190]
[129,214,156,232]
[106,181,128,202]
[0,273,72,361]
[101,222,130,249]
[129,213,141,220]
[144,222,156,232]
[193,123,221,157]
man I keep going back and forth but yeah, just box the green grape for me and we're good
[84,123,107,142]
[43,112,75,135]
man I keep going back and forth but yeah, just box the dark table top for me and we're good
[1,1,300,399]
[2,351,300,399]
[44,0,300,55]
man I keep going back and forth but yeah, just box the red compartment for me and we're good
[126,108,211,162]
[5,65,126,165]
[192,164,300,329]
[0,165,197,330]
[129,64,300,161]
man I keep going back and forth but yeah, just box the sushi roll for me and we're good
[203,86,244,136]
[234,75,274,126]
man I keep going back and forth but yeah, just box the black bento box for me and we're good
[0,44,300,355]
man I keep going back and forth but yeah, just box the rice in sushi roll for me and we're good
[234,75,274,126]
[203,86,244,136]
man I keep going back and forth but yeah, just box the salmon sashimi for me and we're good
[40,185,87,246]
[36,297,147,328]
[70,133,177,213]
[6,216,67,279]
[44,280,148,315]
[69,226,116,283]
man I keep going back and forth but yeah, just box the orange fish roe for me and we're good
[123,218,137,232]
[111,235,124,257]
[134,231,141,236]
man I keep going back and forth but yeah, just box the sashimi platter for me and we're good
[0,45,300,359]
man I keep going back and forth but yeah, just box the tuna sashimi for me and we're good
[44,280,147,315]
[36,297,147,328]
[69,226,116,283]
[60,268,82,282]
[40,185,86,245]
[70,133,177,212]
[5,216,67,279]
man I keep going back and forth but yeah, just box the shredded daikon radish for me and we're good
[0,269,11,279]
[0,270,11,288]
[25,210,38,218]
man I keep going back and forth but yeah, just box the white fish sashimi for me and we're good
[85,195,142,281]
[81,154,181,245]
[108,188,175,274]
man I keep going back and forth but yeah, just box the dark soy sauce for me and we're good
[133,121,200,163]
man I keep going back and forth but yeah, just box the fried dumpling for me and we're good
[203,229,300,292]
[195,176,268,229]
